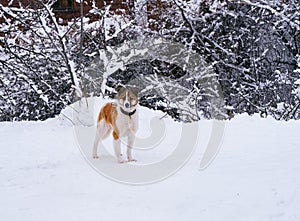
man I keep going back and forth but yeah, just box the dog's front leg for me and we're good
[93,131,100,159]
[127,133,137,162]
[113,138,124,163]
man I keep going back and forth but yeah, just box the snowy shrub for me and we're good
[144,0,300,120]
[0,0,299,121]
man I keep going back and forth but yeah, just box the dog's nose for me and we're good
[125,103,130,108]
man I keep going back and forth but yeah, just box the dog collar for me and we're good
[120,107,136,118]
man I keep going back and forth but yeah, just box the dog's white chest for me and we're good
[116,109,138,137]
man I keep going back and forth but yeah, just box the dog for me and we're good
[93,86,139,163]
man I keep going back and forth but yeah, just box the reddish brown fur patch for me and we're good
[97,103,119,140]
[97,103,114,124]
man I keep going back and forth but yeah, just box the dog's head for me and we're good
[115,86,139,112]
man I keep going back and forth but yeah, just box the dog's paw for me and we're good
[93,155,99,159]
[117,159,125,164]
[127,158,137,162]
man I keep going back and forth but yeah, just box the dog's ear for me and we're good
[130,87,139,96]
[115,85,125,94]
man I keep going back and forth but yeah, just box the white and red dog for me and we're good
[93,86,139,163]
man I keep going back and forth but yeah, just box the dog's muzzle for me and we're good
[125,102,130,108]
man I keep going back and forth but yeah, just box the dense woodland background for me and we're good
[0,0,299,122]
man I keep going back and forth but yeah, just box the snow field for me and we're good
[0,105,300,221]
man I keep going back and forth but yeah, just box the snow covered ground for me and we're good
[1,101,300,221]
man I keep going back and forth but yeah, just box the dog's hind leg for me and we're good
[93,131,100,159]
[93,120,111,159]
